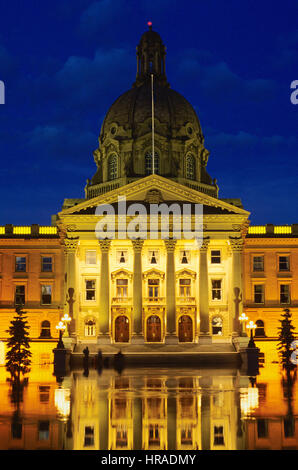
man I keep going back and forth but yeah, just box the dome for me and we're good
[100,81,203,141]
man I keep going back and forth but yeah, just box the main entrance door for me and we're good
[146,315,161,342]
[115,316,129,342]
[178,315,193,342]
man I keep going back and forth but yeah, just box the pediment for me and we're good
[59,174,249,218]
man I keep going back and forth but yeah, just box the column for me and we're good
[200,376,211,450]
[132,239,144,342]
[229,237,244,336]
[64,237,79,336]
[98,239,111,339]
[164,239,177,339]
[199,237,211,340]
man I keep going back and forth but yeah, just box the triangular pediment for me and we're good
[58,175,249,217]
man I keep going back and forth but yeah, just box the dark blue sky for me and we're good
[0,0,297,225]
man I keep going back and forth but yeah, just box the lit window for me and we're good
[279,256,290,272]
[148,279,159,299]
[254,285,264,304]
[179,278,191,297]
[186,154,196,180]
[108,154,118,180]
[145,151,159,175]
[85,280,96,301]
[85,320,96,336]
[253,256,264,272]
[211,250,221,264]
[212,316,223,335]
[85,250,96,264]
[41,285,52,305]
[280,284,290,304]
[84,426,94,446]
[15,256,26,272]
[15,285,25,306]
[41,256,52,272]
[211,280,222,300]
[116,279,128,298]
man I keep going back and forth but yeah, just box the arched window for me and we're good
[186,154,196,180]
[108,154,118,181]
[85,319,96,337]
[212,317,223,335]
[145,151,159,175]
[40,320,51,338]
[255,320,266,337]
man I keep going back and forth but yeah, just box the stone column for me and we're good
[200,376,211,450]
[199,237,211,343]
[98,239,111,341]
[229,237,244,336]
[132,239,144,343]
[64,237,79,337]
[164,239,177,342]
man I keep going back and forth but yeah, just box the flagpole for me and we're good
[151,73,155,175]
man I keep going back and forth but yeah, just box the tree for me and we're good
[277,308,296,371]
[5,306,32,379]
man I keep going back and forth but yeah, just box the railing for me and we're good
[176,296,196,304]
[111,297,132,304]
[143,297,165,304]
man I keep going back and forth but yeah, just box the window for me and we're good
[116,279,128,298]
[39,386,50,403]
[179,278,191,297]
[212,317,223,335]
[116,426,128,447]
[186,154,196,180]
[11,417,22,440]
[117,250,127,264]
[40,320,51,338]
[181,427,192,445]
[257,419,268,438]
[213,426,224,446]
[108,154,118,180]
[253,256,264,272]
[84,426,94,446]
[284,416,295,438]
[85,250,96,264]
[149,424,160,445]
[41,285,52,305]
[41,256,52,272]
[85,320,96,336]
[85,280,96,301]
[280,284,290,304]
[211,280,222,300]
[15,256,26,272]
[254,285,264,304]
[279,256,290,271]
[148,279,159,299]
[148,250,159,264]
[145,151,159,175]
[180,250,190,264]
[211,250,221,264]
[15,285,25,306]
[38,420,50,441]
[255,320,265,337]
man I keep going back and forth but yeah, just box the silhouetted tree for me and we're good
[6,306,32,380]
[277,308,296,370]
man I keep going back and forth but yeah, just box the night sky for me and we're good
[0,0,297,225]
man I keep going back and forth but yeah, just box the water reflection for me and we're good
[0,342,298,450]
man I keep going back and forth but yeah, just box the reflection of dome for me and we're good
[100,82,203,141]
[86,25,218,199]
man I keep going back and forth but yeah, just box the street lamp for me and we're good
[56,321,66,349]
[239,313,248,336]
[61,313,72,337]
[246,320,257,348]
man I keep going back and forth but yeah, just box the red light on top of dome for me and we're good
[147,21,152,27]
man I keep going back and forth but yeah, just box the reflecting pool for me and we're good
[0,341,297,450]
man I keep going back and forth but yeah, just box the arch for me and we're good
[84,319,96,337]
[178,315,193,342]
[185,154,196,180]
[108,153,118,181]
[40,320,51,338]
[212,316,223,336]
[146,315,161,342]
[115,315,130,343]
[255,319,266,337]
[145,151,160,175]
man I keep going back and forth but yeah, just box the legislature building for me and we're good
[0,26,297,351]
